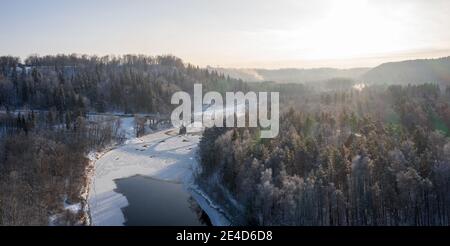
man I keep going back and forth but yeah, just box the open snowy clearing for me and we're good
[88,125,230,226]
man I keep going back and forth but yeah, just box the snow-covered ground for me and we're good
[189,186,232,226]
[87,122,231,226]
[88,103,245,226]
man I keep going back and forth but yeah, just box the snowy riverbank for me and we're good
[87,123,231,226]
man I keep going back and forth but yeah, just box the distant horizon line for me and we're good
[206,52,450,70]
[3,52,450,70]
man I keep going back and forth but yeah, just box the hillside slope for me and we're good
[362,56,450,85]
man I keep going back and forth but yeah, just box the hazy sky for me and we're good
[1,0,450,68]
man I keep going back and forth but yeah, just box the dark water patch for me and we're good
[114,175,211,226]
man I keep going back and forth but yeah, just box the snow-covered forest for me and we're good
[198,84,450,225]
[0,54,244,225]
[0,54,246,113]
[1,54,449,226]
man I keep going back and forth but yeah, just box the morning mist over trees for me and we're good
[0,0,449,230]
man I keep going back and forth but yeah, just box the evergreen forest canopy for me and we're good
[198,83,450,225]
[0,54,449,226]
[0,54,245,225]
[0,54,246,115]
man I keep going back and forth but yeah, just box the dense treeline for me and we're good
[198,84,450,225]
[0,110,124,225]
[0,54,246,114]
[0,54,246,225]
[2,53,450,226]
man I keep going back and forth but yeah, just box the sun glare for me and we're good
[298,0,413,61]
